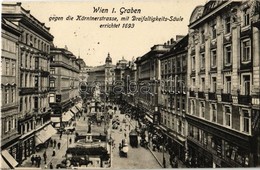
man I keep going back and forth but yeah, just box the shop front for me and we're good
[18,133,35,164]
[35,124,57,151]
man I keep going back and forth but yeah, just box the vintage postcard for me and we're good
[1,0,260,169]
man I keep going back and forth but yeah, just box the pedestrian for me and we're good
[57,142,61,149]
[50,139,53,147]
[69,137,72,144]
[52,149,56,157]
[34,155,38,167]
[53,140,57,148]
[60,133,62,140]
[38,155,41,167]
[31,155,35,165]
[49,162,53,169]
[43,151,47,164]
[173,156,178,168]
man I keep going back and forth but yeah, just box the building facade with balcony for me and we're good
[160,35,188,163]
[49,47,81,127]
[2,2,55,164]
[187,0,260,167]
[1,18,21,168]
[135,42,172,124]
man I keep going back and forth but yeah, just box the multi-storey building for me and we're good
[187,0,260,167]
[49,47,81,128]
[135,42,173,124]
[160,35,188,163]
[122,60,137,106]
[2,2,56,164]
[87,53,115,101]
[114,57,128,103]
[1,18,20,168]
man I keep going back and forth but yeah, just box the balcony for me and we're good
[238,95,252,105]
[19,87,37,95]
[198,91,205,99]
[208,92,217,100]
[221,93,232,102]
[189,90,196,97]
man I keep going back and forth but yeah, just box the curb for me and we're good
[147,146,163,168]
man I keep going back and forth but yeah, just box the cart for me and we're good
[129,130,138,148]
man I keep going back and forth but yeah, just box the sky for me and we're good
[19,0,207,66]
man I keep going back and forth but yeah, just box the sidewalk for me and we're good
[125,115,186,168]
[19,132,75,169]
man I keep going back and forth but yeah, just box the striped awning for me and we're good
[1,150,18,169]
[35,124,57,145]
[70,106,79,114]
[51,117,60,123]
[62,111,73,122]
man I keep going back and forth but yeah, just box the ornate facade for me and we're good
[187,0,260,167]
[2,2,54,164]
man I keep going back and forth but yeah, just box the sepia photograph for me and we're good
[1,0,260,169]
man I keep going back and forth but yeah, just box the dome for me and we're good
[105,53,112,63]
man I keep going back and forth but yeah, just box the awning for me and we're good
[145,115,153,123]
[35,125,57,145]
[0,155,10,169]
[62,111,73,122]
[1,150,18,168]
[70,106,79,114]
[51,117,60,123]
[76,102,82,110]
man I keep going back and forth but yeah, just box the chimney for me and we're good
[176,35,185,42]
[170,38,175,45]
